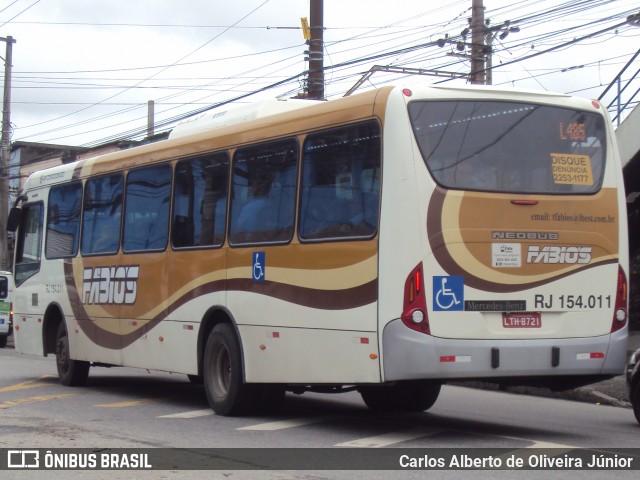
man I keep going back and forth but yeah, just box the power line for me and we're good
[0,0,42,28]
[80,13,626,148]
[14,0,275,133]
[14,43,304,75]
[8,0,640,146]
[10,20,435,30]
[21,47,307,143]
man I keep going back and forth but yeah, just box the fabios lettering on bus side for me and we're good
[82,266,140,305]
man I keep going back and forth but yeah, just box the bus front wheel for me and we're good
[203,323,255,416]
[359,381,441,412]
[55,323,90,386]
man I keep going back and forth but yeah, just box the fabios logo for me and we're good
[82,265,139,305]
[526,245,592,264]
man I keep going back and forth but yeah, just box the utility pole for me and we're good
[147,100,155,138]
[485,35,494,85]
[470,0,486,85]
[306,0,324,100]
[485,21,520,85]
[0,35,15,271]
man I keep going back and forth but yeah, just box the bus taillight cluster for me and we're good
[401,263,430,334]
[611,265,628,333]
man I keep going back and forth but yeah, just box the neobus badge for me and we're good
[82,265,140,305]
[492,231,559,241]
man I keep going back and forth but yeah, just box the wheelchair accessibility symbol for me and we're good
[252,251,266,282]
[433,276,464,311]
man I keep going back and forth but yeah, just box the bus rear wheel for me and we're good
[631,383,640,425]
[55,322,90,386]
[359,381,441,413]
[203,323,256,416]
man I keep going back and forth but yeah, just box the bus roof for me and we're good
[169,98,322,139]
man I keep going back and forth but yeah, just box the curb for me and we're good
[587,390,630,408]
[451,380,631,408]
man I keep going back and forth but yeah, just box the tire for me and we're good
[203,323,256,416]
[0,335,7,348]
[55,322,90,386]
[632,383,640,425]
[360,381,441,413]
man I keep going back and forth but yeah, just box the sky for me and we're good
[1,0,639,147]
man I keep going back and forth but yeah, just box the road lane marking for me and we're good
[237,417,332,431]
[0,393,78,409]
[335,427,443,448]
[526,440,578,449]
[495,433,578,449]
[158,409,214,419]
[0,375,57,393]
[95,399,160,408]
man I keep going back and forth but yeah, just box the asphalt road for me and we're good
[1,344,640,479]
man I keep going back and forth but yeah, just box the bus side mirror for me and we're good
[6,207,21,232]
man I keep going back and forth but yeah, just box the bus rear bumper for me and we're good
[382,319,628,383]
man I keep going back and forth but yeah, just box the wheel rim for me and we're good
[211,341,231,399]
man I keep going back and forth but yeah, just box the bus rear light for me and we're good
[402,263,430,334]
[408,269,421,302]
[440,355,471,363]
[576,352,605,360]
[610,265,628,333]
[410,309,425,324]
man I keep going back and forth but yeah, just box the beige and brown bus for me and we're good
[8,84,629,415]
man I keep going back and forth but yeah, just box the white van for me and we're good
[0,271,12,348]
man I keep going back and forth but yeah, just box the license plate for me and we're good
[502,312,541,328]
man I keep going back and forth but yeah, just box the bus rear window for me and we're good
[408,100,606,194]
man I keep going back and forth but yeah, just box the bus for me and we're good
[0,271,12,348]
[7,84,629,415]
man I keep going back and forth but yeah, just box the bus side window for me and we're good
[229,139,298,245]
[172,152,229,249]
[46,183,82,259]
[14,202,44,286]
[300,121,381,241]
[123,164,172,252]
[81,174,123,256]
